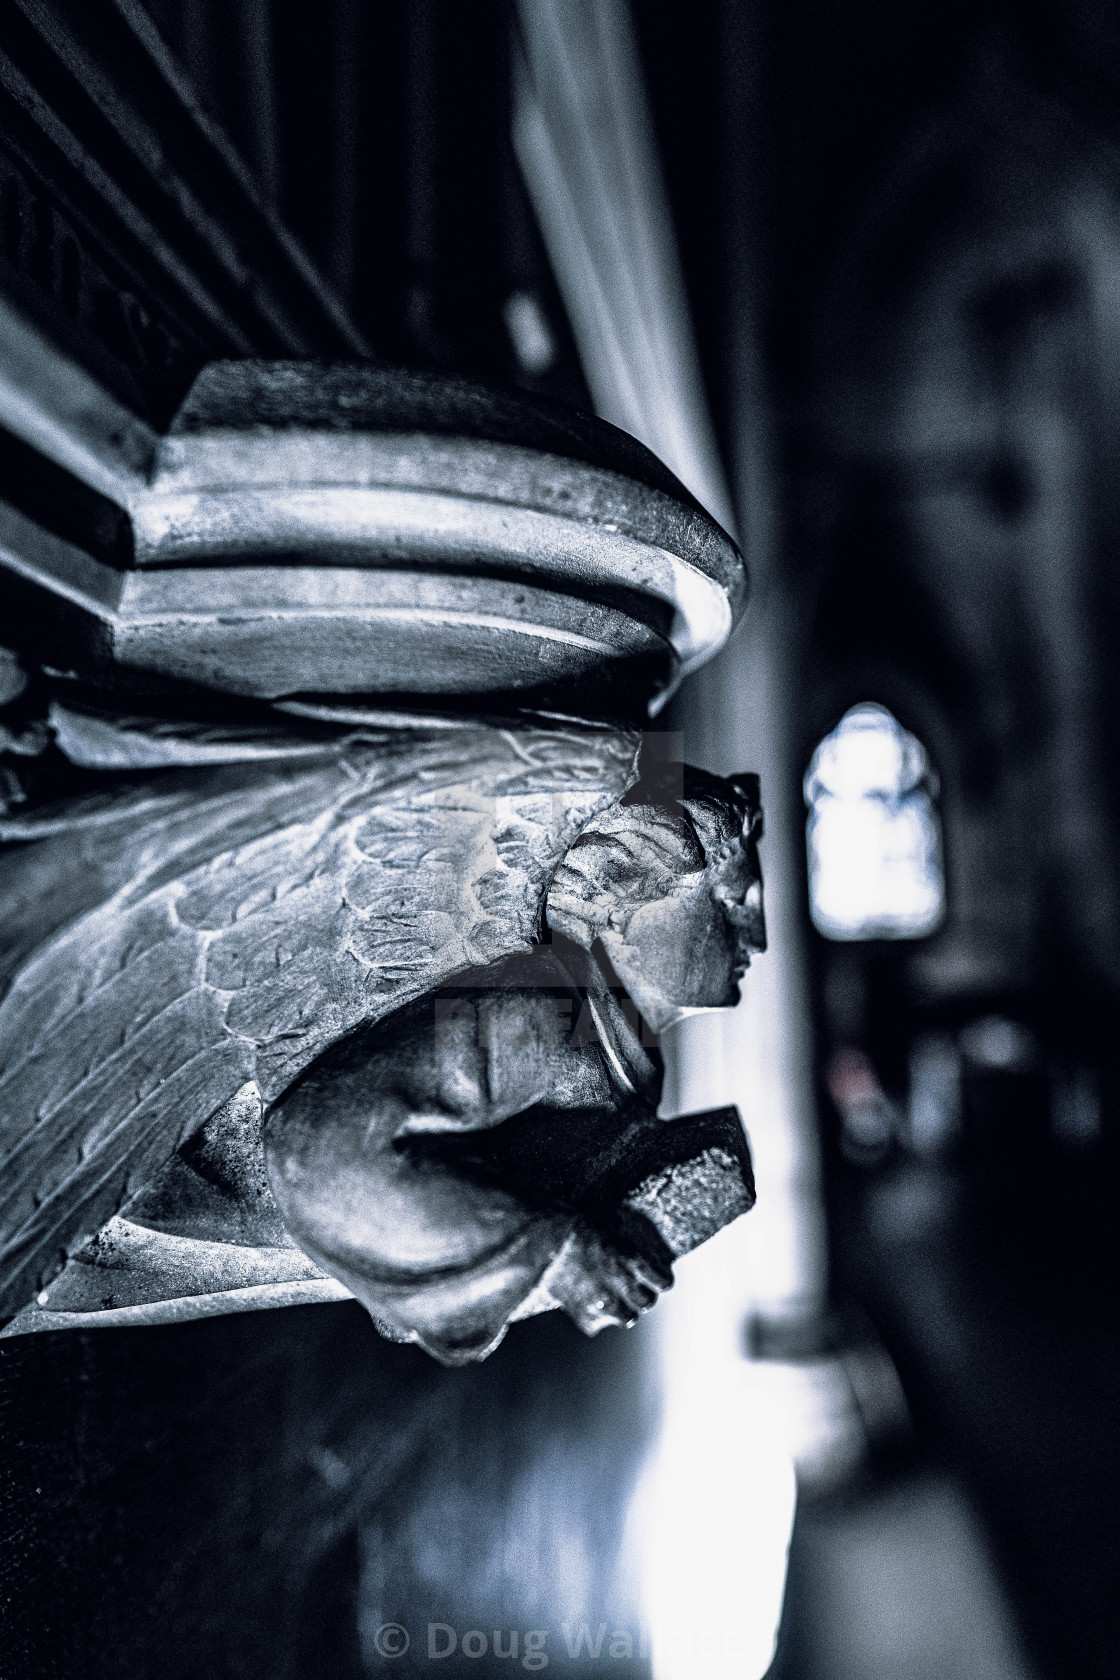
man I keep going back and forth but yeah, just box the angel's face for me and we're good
[547,785,766,1034]
[599,819,764,1032]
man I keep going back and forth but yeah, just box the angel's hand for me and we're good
[540,1218,672,1335]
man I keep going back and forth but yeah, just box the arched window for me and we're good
[804,703,945,941]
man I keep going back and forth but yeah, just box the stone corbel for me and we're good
[0,360,762,1361]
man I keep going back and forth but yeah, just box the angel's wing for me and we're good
[0,723,638,1318]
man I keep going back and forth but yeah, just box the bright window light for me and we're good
[804,704,945,942]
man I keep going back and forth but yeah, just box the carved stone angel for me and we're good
[0,689,763,1360]
[0,357,761,1362]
